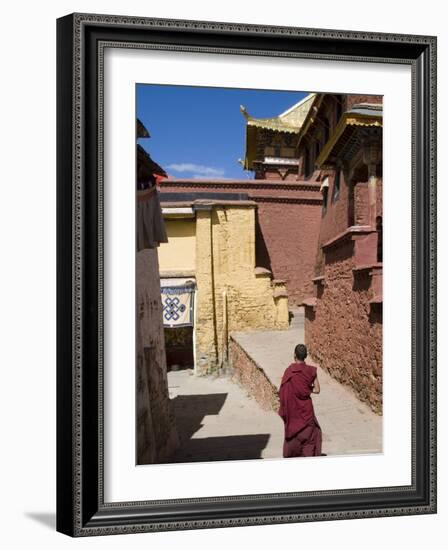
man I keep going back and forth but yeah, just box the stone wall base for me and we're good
[229,337,279,412]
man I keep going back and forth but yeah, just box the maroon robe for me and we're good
[278,362,322,457]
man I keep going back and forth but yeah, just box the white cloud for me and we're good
[166,163,225,177]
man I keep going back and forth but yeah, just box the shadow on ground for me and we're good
[163,392,271,463]
[173,392,228,439]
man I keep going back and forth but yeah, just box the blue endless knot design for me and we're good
[163,296,187,321]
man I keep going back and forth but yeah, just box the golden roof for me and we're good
[241,94,316,170]
[241,93,316,134]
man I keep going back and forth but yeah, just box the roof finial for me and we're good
[240,105,249,119]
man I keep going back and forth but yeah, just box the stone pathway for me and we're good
[166,307,382,463]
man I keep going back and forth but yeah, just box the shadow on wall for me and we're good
[25,512,56,530]
[255,211,272,272]
[369,303,382,324]
[161,393,271,463]
[352,272,371,292]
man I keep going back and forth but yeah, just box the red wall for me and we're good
[303,168,383,412]
[318,170,351,248]
[299,93,383,412]
[255,199,321,304]
[160,179,322,305]
[305,241,382,412]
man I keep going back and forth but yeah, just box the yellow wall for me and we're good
[158,219,196,274]
[195,204,289,373]
[159,205,289,374]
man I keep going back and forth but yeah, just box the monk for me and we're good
[278,344,323,458]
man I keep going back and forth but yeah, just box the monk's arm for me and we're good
[312,376,320,394]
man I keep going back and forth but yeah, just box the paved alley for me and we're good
[232,307,383,456]
[167,368,284,462]
[166,307,382,463]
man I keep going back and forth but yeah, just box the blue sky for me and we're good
[136,84,307,180]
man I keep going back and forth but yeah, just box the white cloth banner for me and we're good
[160,285,194,327]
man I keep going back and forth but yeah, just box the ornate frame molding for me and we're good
[57,13,437,536]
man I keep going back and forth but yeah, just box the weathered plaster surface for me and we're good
[136,248,179,463]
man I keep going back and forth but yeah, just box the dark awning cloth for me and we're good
[137,187,168,251]
[137,118,150,138]
[137,145,167,186]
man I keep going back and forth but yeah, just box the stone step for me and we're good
[288,307,305,329]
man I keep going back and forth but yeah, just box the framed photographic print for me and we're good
[56,13,437,536]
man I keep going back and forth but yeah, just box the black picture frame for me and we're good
[56,13,437,537]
